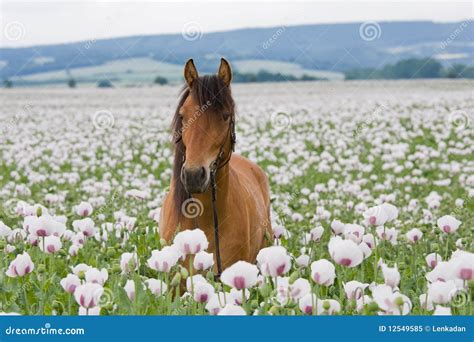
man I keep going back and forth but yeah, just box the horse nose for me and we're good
[181,166,209,193]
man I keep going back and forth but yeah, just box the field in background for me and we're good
[0,80,472,316]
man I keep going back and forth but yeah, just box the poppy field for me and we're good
[0,80,473,316]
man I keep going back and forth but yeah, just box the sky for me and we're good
[1,0,472,48]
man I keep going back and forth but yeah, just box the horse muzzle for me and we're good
[181,166,210,193]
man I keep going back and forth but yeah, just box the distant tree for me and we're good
[3,79,13,88]
[154,76,168,85]
[68,78,77,88]
[444,64,474,79]
[97,79,113,88]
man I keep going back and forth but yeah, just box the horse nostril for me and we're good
[199,167,206,181]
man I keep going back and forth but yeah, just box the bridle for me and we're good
[174,115,236,278]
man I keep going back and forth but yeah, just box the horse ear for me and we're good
[218,58,232,86]
[184,59,198,87]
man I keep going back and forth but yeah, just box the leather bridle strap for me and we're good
[209,168,222,277]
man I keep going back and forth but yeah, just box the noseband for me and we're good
[174,116,236,278]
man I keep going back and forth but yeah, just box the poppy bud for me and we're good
[58,249,67,257]
[180,266,189,279]
[322,300,331,311]
[107,247,116,257]
[269,305,280,315]
[289,270,300,284]
[38,264,46,273]
[394,296,404,307]
[159,238,167,246]
[111,264,122,274]
[367,301,379,313]
[36,206,42,217]
[250,300,258,309]
[259,283,272,298]
[171,272,182,287]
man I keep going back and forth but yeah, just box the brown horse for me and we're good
[159,58,272,272]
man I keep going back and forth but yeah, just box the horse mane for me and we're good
[171,75,235,218]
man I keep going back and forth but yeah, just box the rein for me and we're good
[176,117,235,278]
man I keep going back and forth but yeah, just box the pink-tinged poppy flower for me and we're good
[437,215,461,234]
[371,285,412,315]
[173,229,209,255]
[330,220,345,235]
[217,303,246,316]
[120,252,138,274]
[343,224,364,243]
[328,237,364,268]
[6,252,35,277]
[28,215,65,237]
[363,206,388,226]
[147,247,180,273]
[72,218,96,237]
[205,292,229,315]
[451,251,474,280]
[76,201,93,217]
[74,283,103,309]
[295,254,310,268]
[299,293,318,315]
[85,267,108,285]
[425,253,442,269]
[433,305,452,315]
[124,280,135,301]
[406,228,423,243]
[428,280,457,304]
[419,293,434,311]
[343,281,369,300]
[193,251,214,271]
[145,279,168,296]
[71,263,91,277]
[310,226,324,241]
[0,221,12,238]
[276,277,310,304]
[310,259,336,286]
[221,261,259,290]
[193,281,215,303]
[256,246,292,277]
[60,274,81,294]
[186,275,207,293]
[381,263,400,288]
[362,233,376,249]
[426,261,456,283]
[79,306,101,316]
[39,235,62,254]
[317,299,341,315]
[229,288,250,305]
[375,226,399,246]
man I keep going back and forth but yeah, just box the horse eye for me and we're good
[222,113,230,121]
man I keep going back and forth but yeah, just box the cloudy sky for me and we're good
[1,0,472,47]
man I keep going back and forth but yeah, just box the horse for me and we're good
[159,58,272,274]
